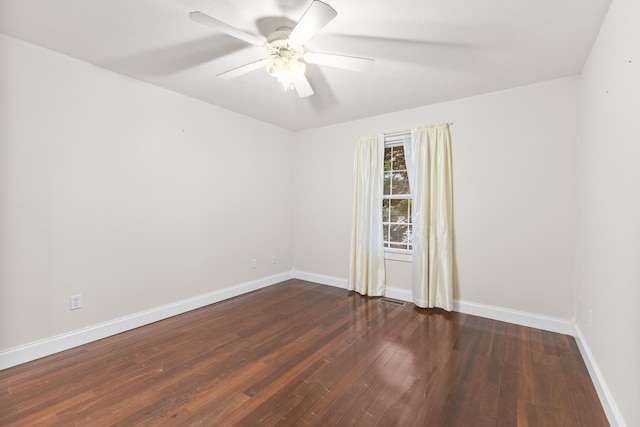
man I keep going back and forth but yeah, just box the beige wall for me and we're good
[576,0,640,424]
[0,34,294,350]
[293,76,578,319]
[3,10,637,423]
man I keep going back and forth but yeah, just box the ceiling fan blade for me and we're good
[288,1,337,45]
[304,52,374,72]
[189,11,265,47]
[294,75,314,97]
[217,58,270,79]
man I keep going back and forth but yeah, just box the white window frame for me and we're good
[383,133,413,262]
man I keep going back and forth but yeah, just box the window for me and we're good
[383,136,412,252]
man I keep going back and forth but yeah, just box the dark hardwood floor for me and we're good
[0,280,608,426]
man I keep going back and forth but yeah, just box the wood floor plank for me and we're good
[477,382,502,427]
[532,360,560,426]
[547,354,579,427]
[332,343,411,425]
[497,362,520,426]
[0,280,609,426]
[518,326,537,406]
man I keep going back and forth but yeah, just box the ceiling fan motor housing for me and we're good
[267,27,304,58]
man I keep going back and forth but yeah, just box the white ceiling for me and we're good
[0,0,611,131]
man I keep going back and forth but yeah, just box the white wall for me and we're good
[575,0,640,425]
[0,34,294,351]
[293,77,578,320]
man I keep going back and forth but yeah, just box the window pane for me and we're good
[391,146,406,171]
[382,199,390,222]
[390,199,410,223]
[383,172,391,195]
[391,171,410,195]
[383,224,389,245]
[390,224,410,244]
[384,147,392,171]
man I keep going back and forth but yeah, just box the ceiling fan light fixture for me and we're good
[266,57,286,77]
[288,58,306,79]
[277,74,295,90]
[267,56,306,91]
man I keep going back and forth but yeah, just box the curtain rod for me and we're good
[384,123,453,138]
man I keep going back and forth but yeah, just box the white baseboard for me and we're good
[292,270,572,335]
[0,271,294,370]
[573,324,626,427]
[453,299,573,335]
[293,269,348,289]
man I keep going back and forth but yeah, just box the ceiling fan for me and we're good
[189,0,374,98]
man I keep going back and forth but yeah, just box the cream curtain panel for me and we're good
[409,124,454,311]
[348,134,386,296]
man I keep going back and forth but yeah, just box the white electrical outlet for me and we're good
[272,254,278,264]
[251,259,257,269]
[70,294,82,310]
[588,308,593,327]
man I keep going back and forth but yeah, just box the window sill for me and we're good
[384,251,412,262]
